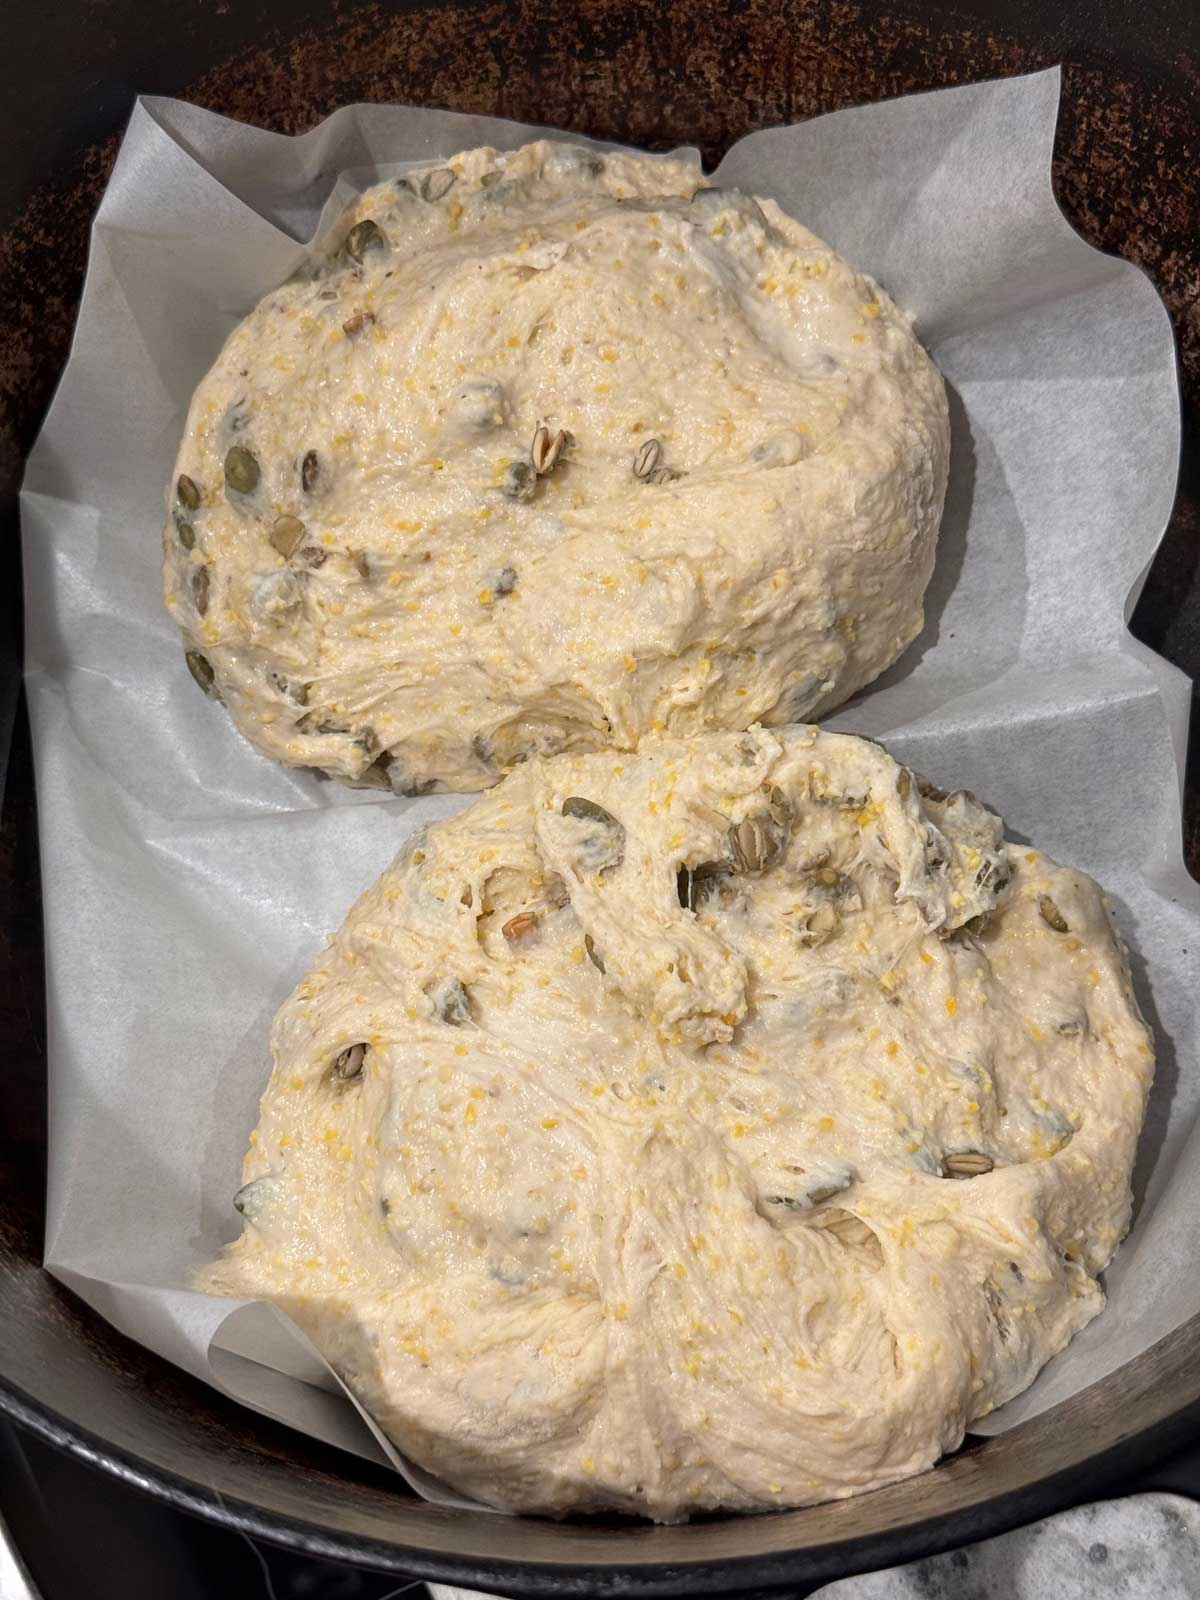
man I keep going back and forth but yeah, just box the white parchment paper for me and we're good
[20,68,1199,1510]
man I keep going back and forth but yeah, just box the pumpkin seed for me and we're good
[502,911,539,943]
[562,796,618,827]
[1038,894,1069,933]
[418,167,457,202]
[224,445,260,495]
[301,450,321,493]
[531,423,568,475]
[192,566,210,616]
[175,517,196,552]
[541,146,605,181]
[501,459,536,501]
[185,650,216,696]
[942,1151,995,1179]
[916,774,948,802]
[633,438,663,480]
[584,934,605,973]
[677,864,695,911]
[233,1176,279,1221]
[427,975,472,1026]
[331,1042,367,1083]
[269,515,306,558]
[177,474,202,510]
[345,219,386,262]
[342,309,375,338]
[897,769,912,802]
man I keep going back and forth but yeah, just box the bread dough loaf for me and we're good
[164,142,948,793]
[200,726,1153,1520]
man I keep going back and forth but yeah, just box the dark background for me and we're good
[1,0,1197,1594]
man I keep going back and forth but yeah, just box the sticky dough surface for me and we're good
[164,141,948,793]
[200,727,1153,1520]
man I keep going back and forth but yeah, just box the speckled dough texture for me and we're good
[200,726,1153,1520]
[163,141,949,793]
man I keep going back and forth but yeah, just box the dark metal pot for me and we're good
[2,1,1198,1593]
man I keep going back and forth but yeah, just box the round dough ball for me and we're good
[164,142,949,793]
[200,726,1153,1520]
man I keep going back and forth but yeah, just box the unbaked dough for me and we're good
[164,142,948,793]
[199,726,1153,1520]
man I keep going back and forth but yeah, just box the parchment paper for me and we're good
[20,68,1198,1512]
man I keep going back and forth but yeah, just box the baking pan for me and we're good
[1,0,1197,1592]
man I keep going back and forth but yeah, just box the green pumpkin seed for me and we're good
[1038,895,1069,933]
[584,934,605,973]
[501,459,536,501]
[562,796,618,827]
[269,514,305,558]
[301,450,320,493]
[185,650,216,696]
[192,566,210,616]
[427,975,472,1026]
[177,474,202,510]
[175,518,196,552]
[345,219,386,262]
[233,1176,279,1221]
[224,445,259,495]
[342,309,375,338]
[418,167,457,202]
[492,565,518,596]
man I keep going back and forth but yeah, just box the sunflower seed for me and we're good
[916,774,948,802]
[1056,1016,1086,1037]
[531,424,569,475]
[192,566,210,616]
[633,438,663,480]
[269,515,306,558]
[345,219,386,262]
[185,650,216,696]
[427,975,472,1026]
[584,934,605,973]
[418,167,457,202]
[175,517,196,551]
[942,1151,995,1179]
[1038,894,1069,933]
[810,1208,876,1249]
[501,459,536,501]
[502,911,539,943]
[897,769,912,802]
[299,546,328,568]
[540,146,605,181]
[177,474,202,510]
[342,309,375,338]
[331,1042,367,1083]
[647,464,681,486]
[224,445,260,495]
[301,449,321,493]
[729,811,786,874]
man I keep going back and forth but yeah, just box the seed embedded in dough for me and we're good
[185,650,217,696]
[633,438,663,479]
[224,445,260,495]
[502,911,539,943]
[269,515,306,558]
[531,424,569,475]
[301,450,321,493]
[192,566,210,616]
[417,167,457,202]
[1038,895,1070,934]
[345,219,387,262]
[332,1042,367,1082]
[501,459,537,501]
[941,1151,995,1179]
[177,474,202,510]
[342,309,376,339]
